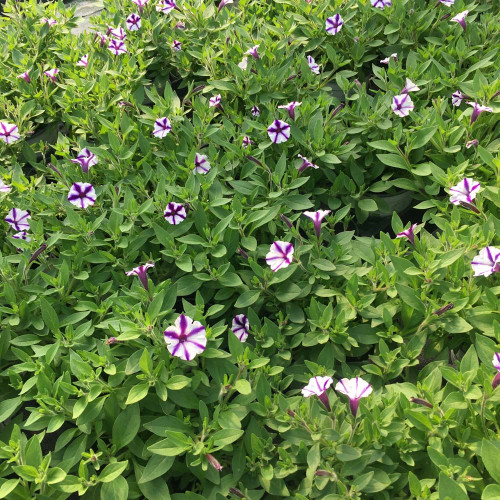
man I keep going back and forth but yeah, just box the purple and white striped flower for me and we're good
[326,14,344,35]
[175,21,186,30]
[42,18,57,27]
[209,94,222,108]
[439,0,454,5]
[164,314,207,361]
[371,0,392,8]
[278,101,301,121]
[44,68,58,82]
[76,54,89,67]
[0,122,20,144]
[302,376,333,411]
[126,14,141,31]
[96,32,108,47]
[67,182,96,209]
[194,153,211,174]
[267,119,291,144]
[0,180,11,193]
[232,314,250,342]
[392,94,414,117]
[132,0,149,12]
[109,26,127,40]
[471,247,500,277]
[245,45,259,59]
[126,262,154,290]
[17,71,30,83]
[297,154,319,173]
[303,210,331,238]
[401,78,420,94]
[307,55,320,74]
[172,40,182,51]
[492,353,500,389]
[164,202,187,225]
[218,0,233,11]
[238,57,248,70]
[5,208,30,231]
[70,148,98,173]
[467,102,493,125]
[335,377,373,416]
[452,90,464,106]
[108,39,127,55]
[242,136,253,148]
[449,178,480,205]
[380,53,397,64]
[251,105,261,117]
[12,231,31,242]
[156,0,177,13]
[451,10,468,31]
[265,241,294,271]
[396,223,419,245]
[153,117,172,138]
[466,139,478,149]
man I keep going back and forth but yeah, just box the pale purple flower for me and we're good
[76,54,89,67]
[380,53,397,64]
[392,94,414,117]
[209,94,222,108]
[467,102,493,125]
[439,0,454,5]
[335,377,373,416]
[371,0,392,8]
[466,139,478,149]
[451,10,468,31]
[194,153,211,174]
[17,71,30,83]
[471,247,500,277]
[303,210,331,238]
[0,180,11,193]
[265,241,294,272]
[307,55,320,74]
[164,202,187,225]
[297,154,319,173]
[278,101,301,121]
[0,122,20,144]
[126,14,141,31]
[449,178,480,205]
[126,262,154,290]
[12,231,31,242]
[42,18,57,27]
[67,182,96,209]
[232,314,249,342]
[238,57,248,70]
[452,90,464,106]
[245,45,259,59]
[251,106,261,117]
[325,14,344,35]
[109,26,127,40]
[218,0,233,11]
[108,39,127,55]
[172,39,181,51]
[267,119,291,144]
[396,223,419,245]
[153,117,172,138]
[132,0,149,12]
[70,148,98,173]
[492,353,500,372]
[164,314,207,361]
[44,68,58,82]
[156,0,177,13]
[401,78,420,94]
[302,376,333,411]
[242,136,253,148]
[175,22,186,30]
[5,208,30,231]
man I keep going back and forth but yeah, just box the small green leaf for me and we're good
[126,384,149,405]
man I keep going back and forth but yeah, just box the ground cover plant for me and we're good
[0,0,500,498]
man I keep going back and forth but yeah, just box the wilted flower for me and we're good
[302,376,333,411]
[153,117,172,138]
[371,0,392,8]
[218,0,233,11]
[42,18,57,27]
[206,454,223,471]
[251,105,261,117]
[126,262,154,290]
[12,231,31,242]
[70,148,97,173]
[335,377,373,416]
[109,26,127,40]
[380,53,397,64]
[307,55,320,74]
[108,39,127,55]
[68,182,96,209]
[433,303,454,316]
[451,10,468,31]
[238,57,248,70]
[267,119,291,144]
[156,0,177,13]
[126,14,141,31]
[449,178,480,205]
[325,14,344,35]
[232,314,250,342]
[96,32,108,47]
[44,68,58,82]
[0,180,11,193]
[164,202,187,225]
[452,90,464,106]
[5,208,30,231]
[297,154,319,173]
[278,101,301,121]
[194,153,211,174]
[242,136,253,148]
[396,223,419,245]
[303,210,331,238]
[471,247,500,277]
[76,54,89,67]
[467,102,493,125]
[245,45,259,59]
[493,373,500,390]
[17,71,30,82]
[401,78,420,94]
[132,0,149,12]
[209,94,222,108]
[466,139,478,149]
[438,0,454,5]
[0,122,20,144]
[175,21,186,29]
[172,39,181,51]
[164,314,207,361]
[392,94,414,117]
[265,241,294,271]
[105,336,118,345]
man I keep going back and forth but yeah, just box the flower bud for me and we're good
[433,303,454,316]
[315,469,332,477]
[206,453,223,471]
[492,372,500,390]
[106,337,118,345]
[353,36,359,43]
[229,488,246,499]
[237,248,249,260]
[280,213,293,229]
[287,409,295,417]
[410,397,433,408]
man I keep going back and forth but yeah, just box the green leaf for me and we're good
[98,461,129,483]
[212,429,244,448]
[0,479,20,499]
[166,375,191,390]
[0,397,21,423]
[376,154,408,170]
[482,439,500,484]
[234,379,252,395]
[139,456,175,484]
[100,475,129,500]
[235,290,260,308]
[395,284,426,314]
[112,404,140,450]
[405,409,432,431]
[411,126,438,150]
[482,484,500,500]
[438,472,469,500]
[367,140,400,153]
[40,297,59,332]
[148,432,193,456]
[126,384,149,405]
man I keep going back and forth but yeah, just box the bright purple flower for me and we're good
[164,202,187,225]
[209,94,222,108]
[467,102,493,125]
[172,39,181,51]
[335,377,373,416]
[44,68,58,82]
[251,106,260,117]
[156,0,177,13]
[132,0,149,11]
[232,314,249,342]
[108,39,127,55]
[307,55,320,74]
[17,71,30,83]
[371,0,392,8]
[0,180,11,193]
[439,0,454,5]
[242,136,253,148]
[76,54,89,67]
[67,182,96,209]
[452,90,464,106]
[401,78,420,94]
[265,241,294,271]
[297,154,319,173]
[466,139,478,149]
[471,247,500,277]
[5,208,30,231]
[42,18,57,27]
[392,94,414,117]
[302,376,333,411]
[245,45,259,59]
[153,117,172,138]
[194,153,211,174]
[493,353,500,372]
[164,314,207,361]
[396,223,419,245]
[218,0,233,11]
[267,119,291,144]
[449,178,480,205]
[70,148,98,173]
[109,26,127,40]
[303,210,331,238]
[126,261,154,290]
[278,101,301,121]
[126,14,141,31]
[0,122,20,144]
[12,231,31,242]
[451,10,468,31]
[238,57,248,70]
[325,14,344,35]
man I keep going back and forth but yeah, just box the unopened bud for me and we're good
[246,155,263,167]
[492,372,500,390]
[206,453,223,471]
[287,409,295,417]
[229,488,246,498]
[106,337,117,345]
[237,248,249,260]
[280,213,293,229]
[315,469,332,477]
[353,36,359,43]
[440,13,451,20]
[433,303,454,316]
[410,397,433,408]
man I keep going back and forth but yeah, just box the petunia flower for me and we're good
[156,0,177,13]
[297,154,319,173]
[0,180,11,193]
[438,0,454,5]
[303,210,331,238]
[392,94,414,117]
[238,57,248,70]
[0,122,20,144]
[12,231,31,242]
[302,376,333,411]
[76,54,89,67]
[44,68,58,82]
[265,241,294,271]
[380,53,397,64]
[209,94,222,108]
[132,0,149,12]
[245,45,259,59]
[108,39,127,55]
[242,136,253,148]
[451,10,468,31]
[172,39,182,51]
[42,18,57,27]
[307,55,320,74]
[70,148,98,173]
[109,26,127,40]
[175,21,186,29]
[396,223,419,245]
[471,247,500,277]
[493,353,500,372]
[164,314,207,361]
[467,102,493,125]
[164,202,187,225]
[126,261,154,290]
[67,182,96,209]
[218,0,233,11]
[232,314,250,342]
[371,0,392,8]
[466,139,478,149]
[126,14,141,31]
[194,153,211,174]
[17,71,30,83]
[401,78,420,94]
[96,32,108,47]
[452,90,464,106]
[335,377,373,416]
[5,208,30,231]
[449,178,480,205]
[278,101,301,121]
[267,119,291,144]
[153,117,172,138]
[325,14,344,35]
